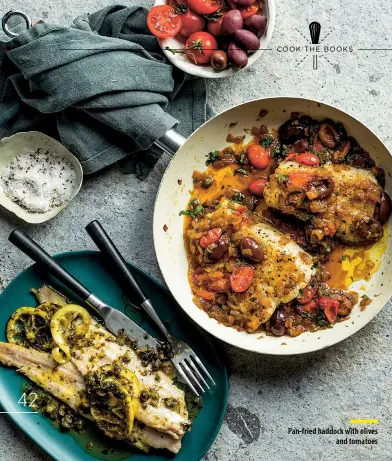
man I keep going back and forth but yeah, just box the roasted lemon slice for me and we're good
[117,367,141,414]
[36,302,61,317]
[90,388,135,439]
[6,307,53,351]
[86,363,141,440]
[50,305,91,363]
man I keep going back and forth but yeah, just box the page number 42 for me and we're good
[18,392,38,408]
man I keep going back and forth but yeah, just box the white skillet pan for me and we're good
[153,97,392,355]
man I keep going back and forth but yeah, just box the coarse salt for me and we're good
[0,149,76,214]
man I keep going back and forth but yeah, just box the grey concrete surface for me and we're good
[0,0,391,460]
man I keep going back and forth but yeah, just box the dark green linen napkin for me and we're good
[0,5,208,174]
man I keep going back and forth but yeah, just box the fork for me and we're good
[86,220,216,396]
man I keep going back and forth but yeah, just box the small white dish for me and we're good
[0,132,83,224]
[154,0,276,78]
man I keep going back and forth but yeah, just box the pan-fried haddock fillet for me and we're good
[70,321,190,440]
[0,342,182,454]
[264,161,383,244]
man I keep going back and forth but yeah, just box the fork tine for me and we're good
[174,362,199,396]
[191,354,216,386]
[187,356,210,390]
[181,360,204,394]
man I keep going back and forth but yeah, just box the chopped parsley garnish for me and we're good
[259,136,273,148]
[314,151,328,166]
[300,312,314,320]
[282,145,289,156]
[179,198,204,218]
[273,144,289,157]
[234,167,248,177]
[236,151,248,165]
[316,311,326,324]
[273,146,281,157]
[297,289,303,299]
[342,255,347,261]
[276,173,288,185]
[206,150,219,165]
[231,192,245,203]
[305,214,313,223]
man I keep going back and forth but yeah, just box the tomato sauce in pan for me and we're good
[181,115,390,337]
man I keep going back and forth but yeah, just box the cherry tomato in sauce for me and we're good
[179,9,206,37]
[187,0,222,15]
[194,287,215,300]
[302,300,318,312]
[287,171,314,189]
[230,266,255,293]
[208,277,231,292]
[318,297,339,323]
[199,228,222,248]
[248,178,267,197]
[240,4,260,19]
[298,278,318,304]
[233,205,248,215]
[247,144,270,169]
[186,31,218,65]
[147,6,182,39]
[294,153,321,166]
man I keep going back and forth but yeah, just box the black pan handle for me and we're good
[9,229,91,301]
[85,220,148,304]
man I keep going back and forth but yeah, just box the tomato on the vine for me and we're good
[147,6,182,39]
[240,4,260,20]
[207,15,224,37]
[185,31,218,64]
[187,0,222,15]
[179,9,206,37]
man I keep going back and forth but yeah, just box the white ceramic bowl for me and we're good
[154,0,275,78]
[154,97,392,355]
[0,132,83,224]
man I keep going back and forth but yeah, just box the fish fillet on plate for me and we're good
[0,289,192,454]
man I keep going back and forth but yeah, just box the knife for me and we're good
[9,229,159,349]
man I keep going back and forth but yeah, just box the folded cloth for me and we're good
[0,5,208,174]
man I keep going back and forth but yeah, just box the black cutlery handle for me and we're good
[9,229,91,301]
[85,220,148,304]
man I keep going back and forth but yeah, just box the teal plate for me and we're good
[0,251,228,461]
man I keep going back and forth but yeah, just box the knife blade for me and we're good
[9,229,159,349]
[86,294,159,348]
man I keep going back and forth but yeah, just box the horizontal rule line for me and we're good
[58,48,274,51]
[357,48,392,51]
